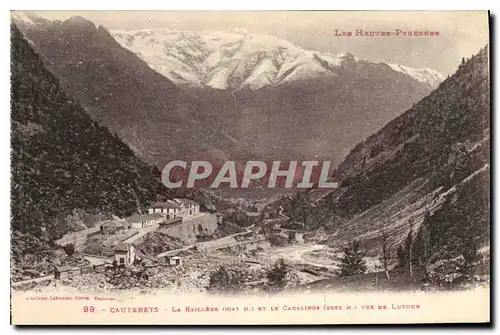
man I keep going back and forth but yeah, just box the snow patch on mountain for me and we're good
[110,28,444,91]
[11,12,40,28]
[388,64,445,90]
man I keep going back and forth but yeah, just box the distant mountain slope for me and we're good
[11,14,239,165]
[111,28,445,91]
[10,24,161,237]
[387,63,444,89]
[282,46,489,260]
[14,13,438,168]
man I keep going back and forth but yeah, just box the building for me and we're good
[54,224,101,248]
[159,216,183,229]
[114,242,136,267]
[148,201,181,220]
[100,221,127,234]
[173,198,200,217]
[54,265,74,280]
[185,199,200,216]
[168,256,182,266]
[127,213,163,229]
[148,199,200,219]
[156,249,184,265]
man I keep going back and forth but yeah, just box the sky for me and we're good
[25,11,489,76]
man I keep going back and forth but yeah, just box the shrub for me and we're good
[337,241,367,277]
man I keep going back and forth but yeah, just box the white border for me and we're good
[1,1,497,334]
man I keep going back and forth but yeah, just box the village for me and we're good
[12,196,348,293]
[52,198,209,274]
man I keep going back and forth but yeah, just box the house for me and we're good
[54,265,73,280]
[114,242,136,267]
[159,216,183,229]
[173,198,200,217]
[169,256,182,266]
[148,201,181,220]
[127,213,163,229]
[164,255,182,266]
[100,221,127,234]
[182,199,200,216]
[156,249,184,265]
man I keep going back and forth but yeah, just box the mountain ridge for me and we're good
[111,28,445,91]
[277,45,489,266]
[13,13,439,171]
[10,23,162,238]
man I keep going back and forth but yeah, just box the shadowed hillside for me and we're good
[10,24,161,239]
[277,46,490,278]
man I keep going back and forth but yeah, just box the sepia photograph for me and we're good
[9,10,490,325]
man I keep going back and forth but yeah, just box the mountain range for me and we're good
[10,12,490,282]
[111,28,444,90]
[12,13,443,168]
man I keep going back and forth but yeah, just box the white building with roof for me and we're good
[148,201,181,220]
[127,213,163,229]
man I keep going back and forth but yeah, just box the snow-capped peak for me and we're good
[11,12,37,27]
[388,63,445,89]
[110,28,444,91]
[11,11,54,31]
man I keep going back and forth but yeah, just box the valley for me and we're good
[14,12,437,168]
[9,11,490,297]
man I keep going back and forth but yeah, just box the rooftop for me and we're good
[127,213,163,223]
[149,201,180,209]
[173,198,198,206]
[114,242,134,252]
[102,221,126,228]
[55,265,73,272]
[156,249,183,258]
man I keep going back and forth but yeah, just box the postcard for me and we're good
[10,10,490,325]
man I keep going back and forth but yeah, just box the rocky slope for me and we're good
[282,46,490,267]
[10,23,162,240]
[11,14,239,166]
[112,28,444,91]
[14,13,437,168]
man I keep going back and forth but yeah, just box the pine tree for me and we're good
[413,213,432,267]
[267,258,289,287]
[378,217,391,279]
[460,236,479,275]
[405,218,415,276]
[397,244,406,267]
[337,241,367,277]
[291,191,312,229]
[207,265,245,293]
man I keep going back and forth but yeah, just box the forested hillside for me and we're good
[279,46,490,279]
[11,24,161,240]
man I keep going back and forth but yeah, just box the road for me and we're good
[207,253,262,264]
[12,275,53,287]
[121,223,160,244]
[278,206,289,220]
[83,254,111,266]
